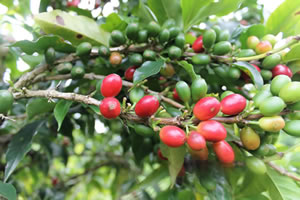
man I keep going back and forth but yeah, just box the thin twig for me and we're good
[268,162,300,182]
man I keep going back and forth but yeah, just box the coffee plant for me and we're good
[1,0,300,199]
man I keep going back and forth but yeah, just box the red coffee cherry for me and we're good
[101,74,122,97]
[213,140,235,164]
[157,148,168,160]
[192,36,204,53]
[255,41,272,54]
[193,97,220,121]
[187,131,206,151]
[221,94,247,115]
[160,125,186,147]
[197,120,227,142]
[124,66,137,81]
[52,177,59,186]
[135,95,159,117]
[172,88,181,101]
[189,147,209,161]
[272,64,292,78]
[242,64,261,81]
[67,0,80,7]
[99,97,121,119]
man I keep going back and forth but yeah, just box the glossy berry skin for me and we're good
[135,95,159,117]
[67,0,80,7]
[101,74,122,97]
[189,147,209,161]
[213,141,235,164]
[187,131,206,151]
[157,149,168,160]
[197,120,227,142]
[172,88,181,101]
[160,126,186,147]
[193,97,220,121]
[124,66,137,81]
[272,64,293,78]
[242,64,261,81]
[221,94,247,115]
[255,41,272,54]
[99,97,121,119]
[192,36,204,53]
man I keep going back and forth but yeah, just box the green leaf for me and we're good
[4,121,43,182]
[101,13,128,32]
[132,0,156,24]
[147,0,182,26]
[266,166,300,200]
[26,98,56,120]
[11,35,76,55]
[265,0,300,37]
[131,165,169,191]
[133,59,164,84]
[20,54,44,68]
[54,100,73,131]
[181,0,243,31]
[239,24,265,49]
[178,60,199,81]
[283,43,300,63]
[160,143,186,187]
[233,61,264,89]
[34,10,110,46]
[0,181,17,200]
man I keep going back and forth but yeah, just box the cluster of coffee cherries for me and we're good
[99,73,160,119]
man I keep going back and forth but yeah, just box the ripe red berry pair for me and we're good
[100,74,122,119]
[193,94,246,120]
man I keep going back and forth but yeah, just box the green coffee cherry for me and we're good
[213,41,232,55]
[253,90,272,108]
[283,120,300,137]
[134,124,155,137]
[137,30,148,43]
[162,19,176,28]
[168,46,182,59]
[288,101,300,111]
[76,42,92,56]
[266,144,277,156]
[203,29,216,49]
[129,53,143,66]
[0,90,14,114]
[159,29,170,44]
[111,30,126,45]
[220,91,234,100]
[160,63,175,78]
[191,54,211,65]
[45,47,56,65]
[143,50,156,61]
[261,70,273,81]
[262,34,277,47]
[279,82,300,104]
[259,96,286,116]
[71,65,85,79]
[175,33,185,49]
[212,25,221,38]
[98,45,110,58]
[228,67,241,80]
[126,23,139,41]
[129,87,144,103]
[191,78,207,102]
[57,62,72,74]
[262,54,281,69]
[236,49,256,57]
[270,75,291,96]
[175,81,191,103]
[147,21,161,37]
[169,27,181,39]
[246,156,267,174]
[109,37,118,47]
[247,36,260,50]
[217,30,230,42]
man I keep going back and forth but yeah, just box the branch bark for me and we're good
[268,162,300,182]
